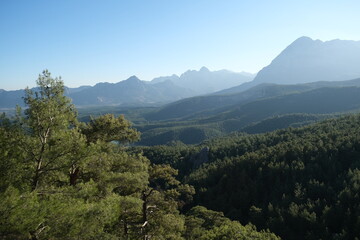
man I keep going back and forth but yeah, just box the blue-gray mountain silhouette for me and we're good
[254,36,360,84]
[222,37,360,94]
[151,67,254,95]
[0,68,254,108]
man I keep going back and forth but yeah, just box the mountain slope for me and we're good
[215,37,360,94]
[144,83,312,121]
[208,86,360,126]
[0,89,26,108]
[254,36,360,85]
[145,78,360,121]
[136,86,360,145]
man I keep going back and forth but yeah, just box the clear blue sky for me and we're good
[1,0,360,90]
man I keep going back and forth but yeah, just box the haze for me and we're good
[1,0,360,90]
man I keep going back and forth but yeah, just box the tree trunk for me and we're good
[142,192,147,224]
[32,173,39,191]
[123,221,128,240]
[32,158,42,191]
[141,190,150,240]
[69,167,80,186]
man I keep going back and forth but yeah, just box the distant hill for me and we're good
[69,76,194,106]
[0,85,93,108]
[208,86,360,127]
[144,83,310,121]
[136,85,360,145]
[65,85,91,94]
[151,67,255,95]
[239,113,332,134]
[0,76,195,108]
[145,78,360,121]
[0,89,26,108]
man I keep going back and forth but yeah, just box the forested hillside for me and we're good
[190,114,360,239]
[144,83,314,121]
[0,71,279,239]
[139,114,360,240]
[134,85,360,145]
[145,78,360,123]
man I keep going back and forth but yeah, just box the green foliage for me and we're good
[19,70,84,190]
[134,112,336,146]
[0,186,45,239]
[137,123,223,145]
[238,113,333,134]
[137,144,200,178]
[185,206,280,240]
[81,114,140,144]
[0,71,150,239]
[0,113,27,191]
[24,70,77,133]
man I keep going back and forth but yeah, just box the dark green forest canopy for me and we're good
[0,71,279,239]
[128,115,360,240]
[142,114,360,240]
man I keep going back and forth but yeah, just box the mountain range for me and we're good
[0,68,253,108]
[2,36,360,114]
[151,67,255,95]
[69,76,195,106]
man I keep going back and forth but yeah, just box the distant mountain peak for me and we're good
[293,36,313,42]
[126,75,141,82]
[200,66,210,72]
[285,36,317,50]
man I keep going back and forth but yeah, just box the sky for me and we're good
[1,0,360,90]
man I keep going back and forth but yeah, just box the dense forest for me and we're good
[139,115,360,240]
[0,71,279,239]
